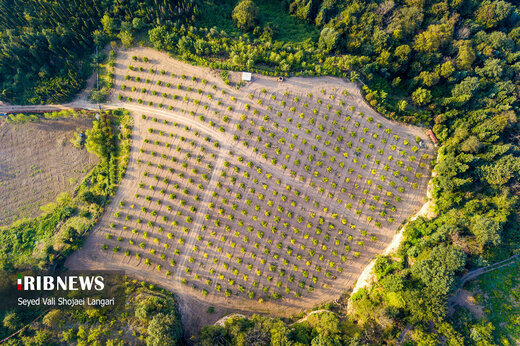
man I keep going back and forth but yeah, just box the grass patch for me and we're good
[474,261,520,343]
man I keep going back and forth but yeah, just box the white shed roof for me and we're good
[242,72,252,81]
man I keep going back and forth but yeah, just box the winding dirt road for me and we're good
[458,253,520,288]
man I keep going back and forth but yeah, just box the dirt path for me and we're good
[397,325,412,344]
[173,149,227,281]
[448,289,485,318]
[396,253,520,344]
[6,97,431,335]
[0,103,97,113]
[458,253,520,288]
[448,253,520,315]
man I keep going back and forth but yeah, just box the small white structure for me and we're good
[242,72,252,82]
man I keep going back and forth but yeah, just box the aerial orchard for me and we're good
[97,49,433,310]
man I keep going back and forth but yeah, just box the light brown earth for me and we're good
[61,47,435,336]
[0,116,97,226]
[450,289,486,319]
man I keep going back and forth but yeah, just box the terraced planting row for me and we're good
[72,48,434,312]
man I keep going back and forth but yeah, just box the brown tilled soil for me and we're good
[0,117,97,226]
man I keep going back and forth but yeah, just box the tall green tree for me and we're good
[146,313,182,346]
[232,0,259,32]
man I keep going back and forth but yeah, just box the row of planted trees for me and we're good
[97,105,431,303]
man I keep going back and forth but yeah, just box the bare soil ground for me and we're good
[66,47,435,336]
[450,289,485,319]
[0,117,97,226]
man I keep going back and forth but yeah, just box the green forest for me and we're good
[1,0,519,344]
[0,0,196,104]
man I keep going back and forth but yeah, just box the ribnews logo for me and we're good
[16,274,105,291]
[0,271,126,310]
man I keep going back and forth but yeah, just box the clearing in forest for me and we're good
[463,261,520,343]
[0,114,97,226]
[66,47,434,322]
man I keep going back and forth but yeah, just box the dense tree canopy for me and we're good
[194,313,367,345]
[0,0,197,104]
[232,0,259,32]
[146,313,182,346]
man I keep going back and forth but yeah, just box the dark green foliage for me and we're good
[146,313,182,346]
[411,246,466,297]
[0,0,197,104]
[473,262,520,342]
[85,113,115,159]
[194,0,319,43]
[110,0,198,26]
[0,203,74,270]
[379,274,404,293]
[318,27,339,53]
[479,154,520,188]
[2,312,21,331]
[373,256,401,281]
[0,278,181,344]
[0,0,103,104]
[469,215,502,249]
[287,0,320,22]
[475,1,514,29]
[195,325,231,346]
